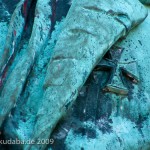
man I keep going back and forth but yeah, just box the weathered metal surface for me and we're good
[29,0,147,149]
[49,6,150,150]
[0,0,150,150]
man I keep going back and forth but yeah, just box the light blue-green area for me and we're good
[4,18,65,143]
[64,6,150,150]
[0,22,8,56]
[1,0,150,150]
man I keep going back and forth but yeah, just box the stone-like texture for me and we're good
[0,0,33,75]
[0,0,71,149]
[26,0,147,149]
[0,0,150,150]
[0,0,52,127]
[48,6,150,150]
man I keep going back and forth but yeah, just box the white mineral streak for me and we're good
[27,0,147,149]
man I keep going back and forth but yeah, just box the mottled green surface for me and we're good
[0,0,150,150]
[30,0,147,149]
[0,22,8,56]
[56,6,150,150]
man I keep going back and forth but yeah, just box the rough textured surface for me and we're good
[0,0,52,127]
[48,6,150,150]
[0,0,71,149]
[28,0,147,149]
[0,0,32,74]
[0,0,150,150]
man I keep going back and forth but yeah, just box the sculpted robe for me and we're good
[0,0,150,150]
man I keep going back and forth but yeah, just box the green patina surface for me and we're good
[62,7,150,150]
[0,0,150,150]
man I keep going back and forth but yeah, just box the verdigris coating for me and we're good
[0,0,150,150]
[27,0,147,149]
[51,5,150,150]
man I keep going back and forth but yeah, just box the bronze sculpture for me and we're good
[0,0,150,149]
